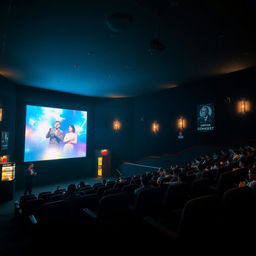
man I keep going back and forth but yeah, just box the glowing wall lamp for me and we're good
[177,117,186,139]
[177,117,186,130]
[113,119,121,131]
[151,121,160,134]
[237,99,251,114]
[0,108,3,121]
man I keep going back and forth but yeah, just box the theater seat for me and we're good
[190,178,211,198]
[45,194,64,203]
[78,194,99,210]
[22,198,44,216]
[163,183,190,211]
[121,184,139,199]
[132,187,162,217]
[222,186,256,239]
[210,171,235,194]
[102,188,121,196]
[35,200,69,224]
[38,192,53,200]
[144,194,221,241]
[232,168,248,184]
[84,193,130,222]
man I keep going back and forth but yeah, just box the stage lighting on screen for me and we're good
[24,105,87,162]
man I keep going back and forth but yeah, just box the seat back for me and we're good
[190,178,211,198]
[78,185,91,192]
[84,189,97,195]
[222,186,256,236]
[98,193,130,219]
[163,183,190,210]
[20,194,37,207]
[54,189,66,194]
[216,171,235,193]
[22,198,44,215]
[113,182,127,190]
[93,183,103,188]
[36,200,68,223]
[78,194,98,210]
[202,169,216,183]
[105,181,115,189]
[45,194,64,203]
[134,187,162,215]
[232,168,248,184]
[38,192,53,200]
[121,184,139,196]
[178,195,221,239]
[103,188,121,196]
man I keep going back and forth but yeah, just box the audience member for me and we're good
[134,175,154,195]
[247,168,256,192]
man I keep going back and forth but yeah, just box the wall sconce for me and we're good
[151,121,160,134]
[0,108,3,121]
[177,117,186,130]
[113,119,121,131]
[237,99,251,114]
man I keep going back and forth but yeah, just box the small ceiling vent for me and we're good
[106,13,133,33]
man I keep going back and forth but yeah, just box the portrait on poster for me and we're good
[197,104,215,132]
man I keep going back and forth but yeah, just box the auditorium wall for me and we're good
[132,67,256,161]
[0,76,16,162]
[93,97,134,173]
[1,67,256,188]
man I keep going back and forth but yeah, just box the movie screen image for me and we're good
[197,103,215,132]
[24,105,87,162]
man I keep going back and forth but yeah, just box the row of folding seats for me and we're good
[144,186,256,241]
[17,166,249,228]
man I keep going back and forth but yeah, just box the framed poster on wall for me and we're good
[197,103,215,132]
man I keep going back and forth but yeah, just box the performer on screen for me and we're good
[63,125,77,153]
[24,163,37,195]
[46,121,64,149]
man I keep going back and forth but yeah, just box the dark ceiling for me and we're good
[0,0,255,97]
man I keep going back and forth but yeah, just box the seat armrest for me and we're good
[83,208,97,219]
[144,216,179,239]
[14,201,22,216]
[29,215,38,224]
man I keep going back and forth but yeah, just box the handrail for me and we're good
[121,163,161,170]
[124,140,256,165]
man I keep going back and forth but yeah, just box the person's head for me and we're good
[141,176,149,186]
[159,169,165,176]
[248,168,256,181]
[238,159,245,168]
[28,163,34,169]
[200,106,209,118]
[178,171,187,183]
[119,177,126,183]
[173,168,179,177]
[229,148,235,154]
[79,181,86,188]
[67,184,77,193]
[55,121,61,129]
[68,125,75,133]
